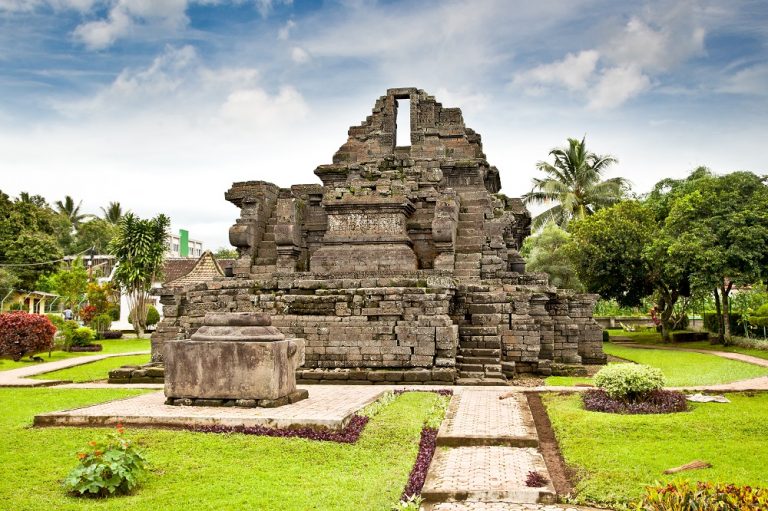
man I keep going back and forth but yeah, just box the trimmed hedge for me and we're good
[670,331,709,342]
[703,312,744,334]
[0,311,56,361]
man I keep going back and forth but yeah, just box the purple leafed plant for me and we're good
[394,388,453,397]
[525,470,548,488]
[401,428,438,500]
[193,414,369,443]
[583,389,688,414]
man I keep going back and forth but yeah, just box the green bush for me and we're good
[670,331,709,342]
[146,305,160,327]
[46,313,65,331]
[61,320,96,348]
[128,304,160,327]
[89,313,113,338]
[602,330,610,343]
[593,363,665,401]
[749,303,768,328]
[635,481,768,511]
[703,312,744,334]
[63,424,148,497]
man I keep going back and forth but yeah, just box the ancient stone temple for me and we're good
[151,87,605,385]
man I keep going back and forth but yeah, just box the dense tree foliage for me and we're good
[521,222,582,290]
[523,137,629,230]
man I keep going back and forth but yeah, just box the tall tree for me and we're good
[523,137,629,230]
[55,195,90,232]
[73,218,117,254]
[109,213,170,336]
[0,191,66,289]
[100,201,126,224]
[47,258,89,311]
[566,200,691,341]
[16,192,48,208]
[662,171,768,343]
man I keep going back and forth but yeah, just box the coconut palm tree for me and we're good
[100,201,127,224]
[523,137,629,230]
[55,195,90,231]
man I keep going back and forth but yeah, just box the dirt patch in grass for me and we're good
[526,392,574,497]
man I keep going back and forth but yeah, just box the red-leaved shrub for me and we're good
[0,311,56,361]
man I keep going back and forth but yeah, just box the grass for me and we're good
[607,328,768,361]
[30,354,151,382]
[0,388,441,510]
[0,338,150,371]
[544,392,768,507]
[544,342,768,387]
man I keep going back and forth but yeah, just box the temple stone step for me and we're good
[254,257,277,266]
[455,260,480,270]
[454,269,482,277]
[457,227,483,237]
[457,356,500,365]
[459,340,502,350]
[262,232,275,242]
[460,348,500,357]
[458,213,484,221]
[458,363,485,372]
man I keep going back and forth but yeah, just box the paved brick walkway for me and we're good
[423,390,556,508]
[34,386,386,430]
[438,390,537,447]
[425,503,596,511]
[0,351,149,387]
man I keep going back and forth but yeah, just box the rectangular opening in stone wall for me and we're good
[395,98,411,147]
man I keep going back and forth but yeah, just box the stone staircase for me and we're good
[251,207,278,276]
[453,190,488,281]
[456,325,506,385]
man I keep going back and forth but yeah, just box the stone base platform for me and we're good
[108,362,164,384]
[165,389,309,408]
[33,386,385,431]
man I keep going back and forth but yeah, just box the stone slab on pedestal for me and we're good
[164,312,305,406]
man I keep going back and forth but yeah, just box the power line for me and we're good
[0,247,95,268]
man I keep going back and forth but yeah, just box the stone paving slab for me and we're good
[421,446,555,504]
[33,386,386,430]
[0,351,150,387]
[438,390,538,447]
[425,503,596,511]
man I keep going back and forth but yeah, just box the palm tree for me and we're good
[522,136,629,230]
[101,201,127,224]
[55,195,90,231]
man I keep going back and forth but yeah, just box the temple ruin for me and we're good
[150,87,605,385]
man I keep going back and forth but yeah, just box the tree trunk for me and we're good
[712,288,723,344]
[658,290,678,343]
[721,279,733,345]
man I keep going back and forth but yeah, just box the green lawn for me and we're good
[30,354,151,382]
[545,342,768,387]
[0,338,150,371]
[1,388,440,510]
[544,392,768,507]
[606,329,768,361]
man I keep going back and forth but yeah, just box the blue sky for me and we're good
[1,0,767,249]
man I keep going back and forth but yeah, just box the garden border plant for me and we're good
[585,363,688,414]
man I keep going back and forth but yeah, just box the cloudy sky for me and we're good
[1,0,766,249]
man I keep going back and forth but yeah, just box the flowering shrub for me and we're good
[594,363,665,400]
[635,481,768,510]
[0,311,55,361]
[63,423,147,497]
[79,305,97,324]
[525,471,548,488]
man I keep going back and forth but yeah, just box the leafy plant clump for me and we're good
[63,423,147,498]
[61,320,96,349]
[392,494,423,510]
[0,311,56,361]
[634,481,768,511]
[594,363,665,400]
[194,415,370,444]
[101,330,123,339]
[525,471,549,488]
[583,389,688,414]
[401,428,438,501]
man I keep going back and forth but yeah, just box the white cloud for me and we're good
[218,85,308,127]
[588,65,651,110]
[73,0,189,50]
[718,63,768,96]
[514,50,599,93]
[290,46,309,63]
[278,19,295,40]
